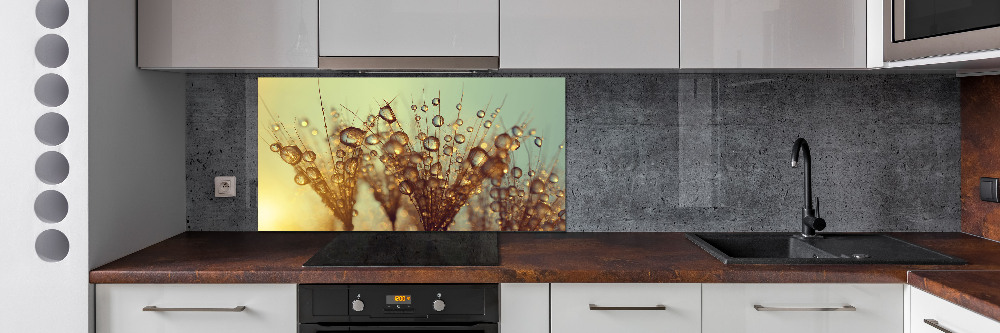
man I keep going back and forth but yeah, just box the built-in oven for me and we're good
[884,0,1000,61]
[299,284,498,333]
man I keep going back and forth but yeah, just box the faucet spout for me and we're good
[791,138,825,237]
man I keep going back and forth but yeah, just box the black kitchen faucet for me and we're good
[791,138,826,238]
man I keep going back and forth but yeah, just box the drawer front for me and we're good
[911,288,1000,333]
[702,283,903,333]
[550,283,701,333]
[96,284,296,333]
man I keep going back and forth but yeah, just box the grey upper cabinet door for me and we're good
[501,0,680,69]
[318,0,499,57]
[138,0,318,69]
[681,0,871,69]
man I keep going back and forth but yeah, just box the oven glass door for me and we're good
[900,0,1000,41]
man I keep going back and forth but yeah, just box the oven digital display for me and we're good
[386,295,412,304]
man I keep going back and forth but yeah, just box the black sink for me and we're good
[686,233,966,265]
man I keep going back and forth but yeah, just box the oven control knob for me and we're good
[352,299,365,312]
[432,299,446,312]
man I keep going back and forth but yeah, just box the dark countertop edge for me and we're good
[908,270,1000,324]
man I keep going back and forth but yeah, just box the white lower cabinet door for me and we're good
[702,283,903,333]
[500,283,549,333]
[911,287,1000,333]
[96,284,297,333]
[550,283,701,333]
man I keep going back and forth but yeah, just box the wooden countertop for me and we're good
[91,232,1000,322]
[90,231,1000,284]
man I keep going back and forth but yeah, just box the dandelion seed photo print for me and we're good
[258,78,566,232]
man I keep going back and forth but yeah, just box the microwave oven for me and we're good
[884,0,1000,62]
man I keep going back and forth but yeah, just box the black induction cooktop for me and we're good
[303,232,500,267]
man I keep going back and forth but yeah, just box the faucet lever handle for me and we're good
[815,197,820,218]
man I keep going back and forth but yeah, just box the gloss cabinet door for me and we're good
[96,284,297,333]
[550,283,701,333]
[500,0,680,69]
[680,0,870,68]
[319,0,499,57]
[910,287,1000,333]
[137,0,318,69]
[702,283,903,333]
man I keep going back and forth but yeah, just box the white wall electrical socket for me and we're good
[215,176,236,197]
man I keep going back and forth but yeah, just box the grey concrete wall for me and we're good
[186,73,960,232]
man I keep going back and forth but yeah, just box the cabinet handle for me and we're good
[753,305,856,312]
[143,306,247,312]
[589,304,667,311]
[924,319,955,333]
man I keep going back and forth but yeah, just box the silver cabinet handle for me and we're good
[753,305,856,312]
[924,319,955,333]
[143,306,246,312]
[589,304,666,311]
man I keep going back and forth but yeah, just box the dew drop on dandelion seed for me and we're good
[306,167,321,179]
[454,134,466,144]
[367,115,376,123]
[431,98,440,106]
[411,104,418,111]
[390,131,410,145]
[494,133,512,150]
[548,174,559,183]
[511,167,522,178]
[534,137,543,147]
[339,127,366,147]
[379,106,396,123]
[294,172,310,185]
[399,180,414,195]
[482,156,508,180]
[468,147,489,167]
[466,127,473,132]
[421,105,429,112]
[530,179,546,194]
[311,130,319,136]
[402,166,419,182]
[300,119,309,127]
[456,103,462,111]
[491,178,502,187]
[443,145,454,156]
[444,135,452,142]
[511,139,521,151]
[271,124,281,131]
[477,110,486,118]
[303,150,317,162]
[511,126,523,137]
[432,115,445,127]
[535,202,552,215]
[280,145,303,164]
[353,209,359,217]
[490,201,500,212]
[365,134,381,146]
[528,170,536,178]
[491,113,497,118]
[423,136,440,151]
[456,119,464,126]
[269,142,282,152]
[417,132,428,141]
[483,120,492,129]
[431,162,442,175]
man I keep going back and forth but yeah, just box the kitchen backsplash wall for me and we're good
[960,75,1000,241]
[187,73,960,232]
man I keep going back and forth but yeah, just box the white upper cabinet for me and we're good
[500,0,680,69]
[319,0,499,57]
[138,0,318,69]
[681,0,873,68]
